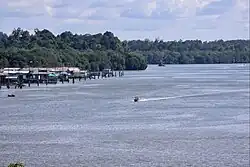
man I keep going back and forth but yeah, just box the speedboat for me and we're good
[8,94,15,97]
[134,96,139,102]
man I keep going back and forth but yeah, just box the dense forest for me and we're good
[0,28,249,71]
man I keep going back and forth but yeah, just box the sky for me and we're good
[0,0,249,41]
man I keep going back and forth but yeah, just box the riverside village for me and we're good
[0,66,124,90]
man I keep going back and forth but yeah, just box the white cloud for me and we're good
[0,0,248,41]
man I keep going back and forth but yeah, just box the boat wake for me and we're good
[139,89,248,102]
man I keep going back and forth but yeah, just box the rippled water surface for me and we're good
[0,64,249,167]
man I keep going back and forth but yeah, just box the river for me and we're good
[0,64,249,167]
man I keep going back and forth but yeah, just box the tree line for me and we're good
[126,39,250,64]
[0,28,147,71]
[0,28,249,71]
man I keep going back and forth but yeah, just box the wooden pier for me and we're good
[0,67,124,89]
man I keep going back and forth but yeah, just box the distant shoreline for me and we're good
[148,63,250,65]
[1,28,249,72]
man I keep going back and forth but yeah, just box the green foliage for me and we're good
[0,28,249,71]
[0,28,147,70]
[125,52,147,70]
[126,39,250,64]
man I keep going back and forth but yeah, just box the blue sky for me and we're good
[0,0,249,41]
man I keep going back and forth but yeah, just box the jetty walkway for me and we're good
[0,67,124,89]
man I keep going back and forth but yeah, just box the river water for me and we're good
[0,64,249,167]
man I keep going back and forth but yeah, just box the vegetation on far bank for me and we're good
[0,28,249,71]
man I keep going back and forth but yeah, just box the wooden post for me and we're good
[19,77,23,89]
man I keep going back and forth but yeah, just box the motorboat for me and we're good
[158,62,165,66]
[158,60,165,66]
[8,94,15,97]
[134,96,139,102]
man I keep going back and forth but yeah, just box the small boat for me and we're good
[8,94,15,97]
[158,60,165,66]
[134,96,139,102]
[158,60,165,67]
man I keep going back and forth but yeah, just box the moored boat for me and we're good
[8,94,15,97]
